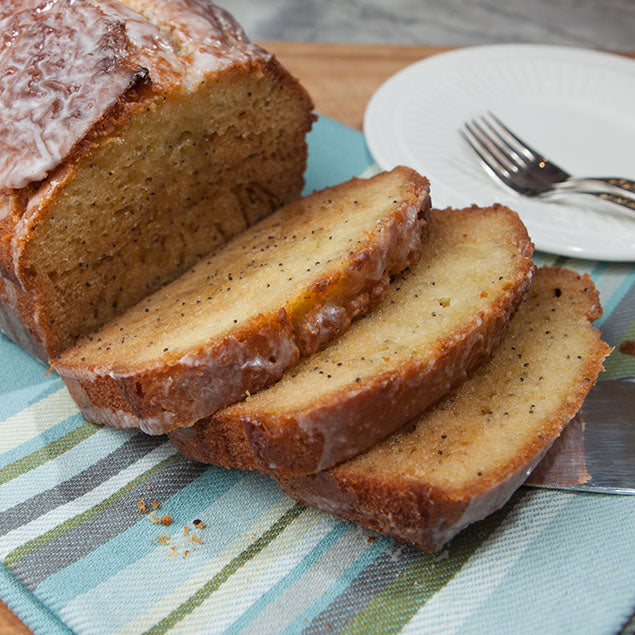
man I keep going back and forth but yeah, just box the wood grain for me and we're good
[261,42,635,131]
[0,600,30,634]
[260,41,451,130]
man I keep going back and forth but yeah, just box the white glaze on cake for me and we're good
[98,0,184,86]
[0,0,147,192]
[64,322,300,435]
[0,0,271,193]
[120,0,270,81]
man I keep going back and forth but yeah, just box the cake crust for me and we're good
[275,268,611,551]
[54,168,431,434]
[170,205,536,474]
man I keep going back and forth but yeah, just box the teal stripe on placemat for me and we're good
[304,116,374,193]
[228,521,348,632]
[0,563,70,635]
[0,412,84,471]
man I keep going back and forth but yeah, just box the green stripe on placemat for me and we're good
[145,503,306,634]
[0,422,99,486]
[4,453,178,567]
[341,490,527,634]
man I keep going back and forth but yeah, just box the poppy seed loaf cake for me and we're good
[0,0,314,361]
[275,267,611,552]
[169,205,535,474]
[54,167,431,435]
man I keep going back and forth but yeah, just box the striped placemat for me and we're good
[1,116,634,634]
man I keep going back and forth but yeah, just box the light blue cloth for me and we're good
[0,116,633,634]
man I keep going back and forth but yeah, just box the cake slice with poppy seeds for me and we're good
[275,267,611,551]
[170,204,535,474]
[53,167,431,434]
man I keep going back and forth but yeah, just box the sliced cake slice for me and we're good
[169,205,535,474]
[275,267,611,551]
[53,167,431,435]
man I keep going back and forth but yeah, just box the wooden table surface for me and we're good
[2,41,632,633]
[262,41,451,131]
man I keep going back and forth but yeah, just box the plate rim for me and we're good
[363,43,635,262]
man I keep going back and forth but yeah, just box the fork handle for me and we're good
[593,190,635,213]
[556,177,635,197]
[542,189,635,214]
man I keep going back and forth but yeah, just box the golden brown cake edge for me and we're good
[170,204,536,474]
[274,267,612,552]
[54,168,431,434]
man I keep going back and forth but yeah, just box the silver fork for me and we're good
[460,114,635,214]
[478,112,635,196]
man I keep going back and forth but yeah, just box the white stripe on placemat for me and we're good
[0,388,78,453]
[0,442,174,559]
[401,490,568,634]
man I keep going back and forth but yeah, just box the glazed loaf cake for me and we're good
[0,0,314,361]
[54,168,431,435]
[170,205,535,474]
[276,267,611,552]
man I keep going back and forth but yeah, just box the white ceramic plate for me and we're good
[364,44,635,261]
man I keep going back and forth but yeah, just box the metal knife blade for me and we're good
[525,378,635,495]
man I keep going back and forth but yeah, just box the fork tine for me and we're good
[460,127,514,192]
[463,123,510,177]
[470,119,522,172]
[487,112,541,161]
[479,117,528,168]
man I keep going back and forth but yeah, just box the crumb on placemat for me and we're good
[157,532,171,545]
[144,510,208,557]
[619,340,635,356]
